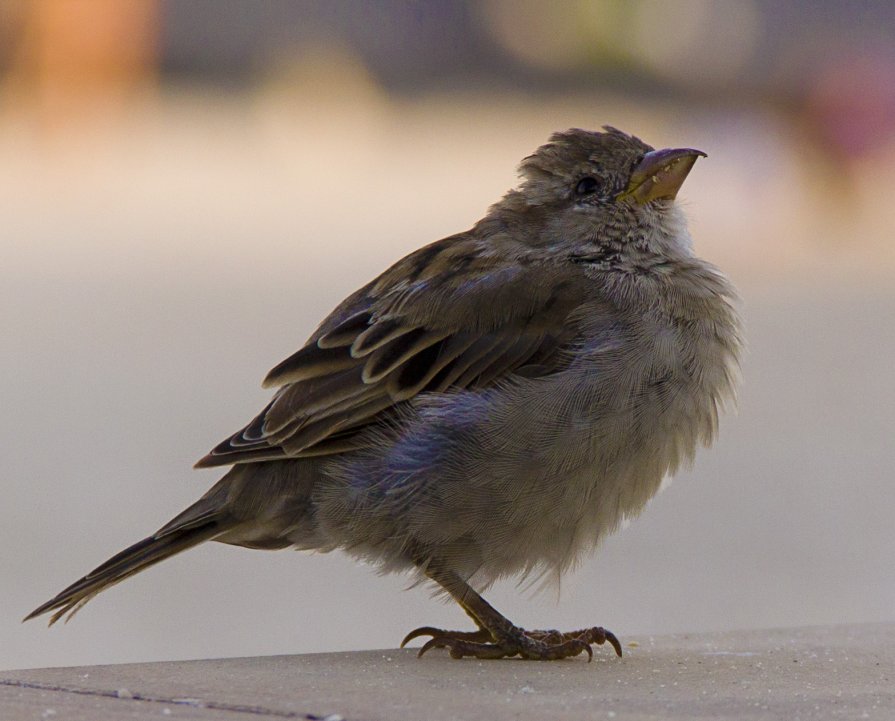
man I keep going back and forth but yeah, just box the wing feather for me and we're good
[351,318,414,357]
[195,237,589,469]
[262,342,360,387]
[314,310,372,350]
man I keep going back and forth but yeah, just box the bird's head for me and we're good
[497,127,706,260]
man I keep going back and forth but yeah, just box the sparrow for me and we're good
[27,127,741,662]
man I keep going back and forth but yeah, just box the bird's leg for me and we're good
[401,567,622,661]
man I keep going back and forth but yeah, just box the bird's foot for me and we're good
[401,624,622,661]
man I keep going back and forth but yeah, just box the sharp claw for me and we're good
[400,626,440,648]
[605,630,623,657]
[583,643,593,662]
[417,637,442,658]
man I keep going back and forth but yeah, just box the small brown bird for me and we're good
[27,127,741,661]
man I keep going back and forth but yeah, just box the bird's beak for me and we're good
[617,148,706,204]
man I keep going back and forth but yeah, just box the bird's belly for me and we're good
[474,324,732,575]
[456,375,687,578]
[316,342,723,584]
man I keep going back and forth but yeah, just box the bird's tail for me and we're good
[24,511,225,626]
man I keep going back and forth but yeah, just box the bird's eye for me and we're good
[575,177,599,196]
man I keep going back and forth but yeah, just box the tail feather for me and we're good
[24,520,221,626]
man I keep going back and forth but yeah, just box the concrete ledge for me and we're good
[2,623,892,720]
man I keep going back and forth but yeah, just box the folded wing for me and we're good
[195,237,588,468]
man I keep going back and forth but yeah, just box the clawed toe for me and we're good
[427,638,517,660]
[401,626,494,656]
[527,626,623,658]
[600,628,623,657]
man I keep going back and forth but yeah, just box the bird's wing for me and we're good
[195,236,590,468]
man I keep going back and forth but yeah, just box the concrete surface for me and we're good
[2,623,892,721]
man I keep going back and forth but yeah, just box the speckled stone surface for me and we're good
[2,623,892,720]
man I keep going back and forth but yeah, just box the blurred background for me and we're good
[3,0,894,671]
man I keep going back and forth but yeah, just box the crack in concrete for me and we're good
[0,678,347,720]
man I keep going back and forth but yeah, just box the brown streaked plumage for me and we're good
[27,127,741,662]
